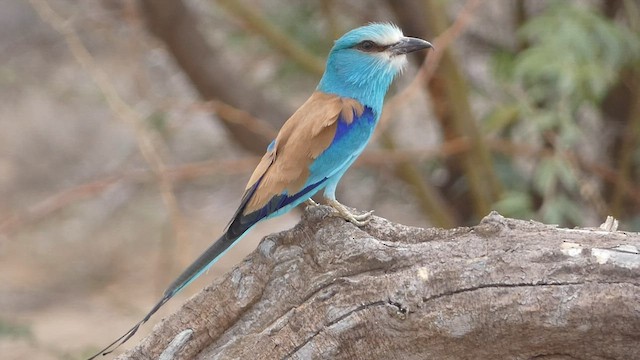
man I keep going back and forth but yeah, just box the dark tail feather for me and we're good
[86,295,170,359]
[86,230,247,359]
[162,231,243,297]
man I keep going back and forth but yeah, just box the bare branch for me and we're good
[116,209,640,359]
[216,0,325,75]
[27,0,187,251]
[139,0,291,153]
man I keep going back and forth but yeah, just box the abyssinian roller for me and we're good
[89,23,432,359]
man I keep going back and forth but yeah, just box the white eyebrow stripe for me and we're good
[370,28,403,46]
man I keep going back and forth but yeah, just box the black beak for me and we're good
[389,37,433,56]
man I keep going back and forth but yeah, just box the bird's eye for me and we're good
[356,40,377,52]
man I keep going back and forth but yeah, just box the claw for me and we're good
[326,199,373,226]
[305,198,319,207]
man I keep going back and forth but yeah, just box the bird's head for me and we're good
[318,23,432,109]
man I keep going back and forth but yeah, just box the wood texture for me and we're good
[117,209,640,360]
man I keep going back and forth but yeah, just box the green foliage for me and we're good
[483,104,519,133]
[0,318,32,340]
[269,2,332,56]
[494,191,534,219]
[489,2,640,226]
[514,2,640,104]
[146,111,169,135]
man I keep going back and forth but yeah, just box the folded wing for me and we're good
[227,91,365,235]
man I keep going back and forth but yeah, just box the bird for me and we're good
[89,23,431,359]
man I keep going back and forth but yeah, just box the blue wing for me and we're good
[234,105,377,230]
[306,105,377,196]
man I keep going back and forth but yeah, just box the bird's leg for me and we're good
[325,199,374,226]
[305,198,319,207]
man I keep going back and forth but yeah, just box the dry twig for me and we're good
[27,0,187,261]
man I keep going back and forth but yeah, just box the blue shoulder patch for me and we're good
[333,106,376,144]
[266,139,276,152]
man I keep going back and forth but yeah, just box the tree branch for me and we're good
[215,0,325,76]
[115,209,640,359]
[139,0,291,153]
[390,0,503,221]
[379,133,458,228]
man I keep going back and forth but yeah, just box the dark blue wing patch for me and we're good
[226,178,326,239]
[226,106,374,240]
[332,106,375,143]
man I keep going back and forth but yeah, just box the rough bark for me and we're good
[118,208,640,360]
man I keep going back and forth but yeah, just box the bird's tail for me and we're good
[87,230,246,359]
[86,295,170,360]
[163,230,244,297]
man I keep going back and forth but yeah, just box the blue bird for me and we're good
[89,23,431,358]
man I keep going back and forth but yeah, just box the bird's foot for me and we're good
[305,198,319,207]
[326,199,373,226]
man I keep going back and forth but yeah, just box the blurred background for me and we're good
[1,0,639,358]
